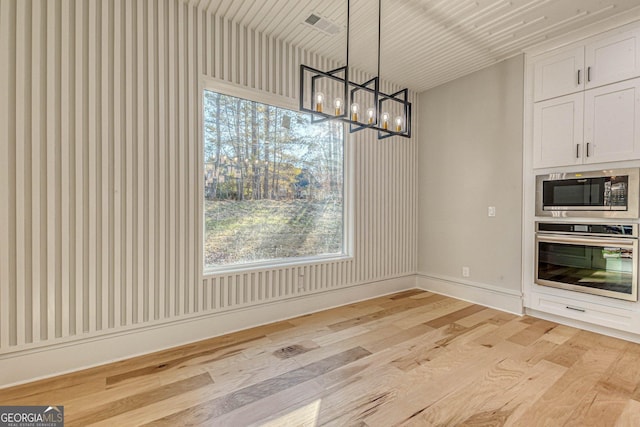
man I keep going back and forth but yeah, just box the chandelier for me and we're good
[299,0,411,140]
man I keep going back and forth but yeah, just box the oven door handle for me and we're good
[536,234,637,248]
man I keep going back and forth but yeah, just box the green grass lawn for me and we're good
[204,199,343,267]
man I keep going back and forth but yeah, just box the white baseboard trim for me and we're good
[416,273,523,315]
[0,275,415,388]
[526,308,640,344]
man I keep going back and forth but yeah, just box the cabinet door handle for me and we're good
[576,143,580,158]
[586,142,590,157]
[587,66,591,82]
[577,69,581,85]
[566,305,586,313]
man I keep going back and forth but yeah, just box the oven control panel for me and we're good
[536,222,638,238]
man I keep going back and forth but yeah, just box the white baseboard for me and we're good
[416,273,523,315]
[0,275,415,388]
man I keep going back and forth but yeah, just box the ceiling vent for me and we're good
[303,13,341,36]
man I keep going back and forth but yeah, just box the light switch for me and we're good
[488,206,496,217]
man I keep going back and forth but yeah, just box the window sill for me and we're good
[203,254,353,278]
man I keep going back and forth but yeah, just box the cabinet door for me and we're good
[533,46,584,102]
[584,78,640,164]
[585,28,640,89]
[533,93,584,169]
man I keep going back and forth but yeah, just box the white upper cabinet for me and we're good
[533,46,584,102]
[585,28,640,90]
[533,78,640,169]
[584,78,640,164]
[531,22,640,168]
[533,93,584,168]
[533,26,640,103]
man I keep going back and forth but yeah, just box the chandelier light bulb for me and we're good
[381,112,390,130]
[395,116,403,132]
[367,107,375,124]
[315,91,325,113]
[351,103,360,121]
[334,97,343,115]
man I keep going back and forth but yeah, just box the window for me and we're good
[203,88,344,269]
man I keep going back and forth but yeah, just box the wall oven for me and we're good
[535,222,639,301]
[536,168,639,218]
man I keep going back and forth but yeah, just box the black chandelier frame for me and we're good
[298,0,412,140]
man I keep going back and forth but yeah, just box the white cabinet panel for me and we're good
[584,78,640,164]
[585,29,640,90]
[533,46,584,102]
[533,93,584,169]
[528,291,639,334]
[532,27,640,103]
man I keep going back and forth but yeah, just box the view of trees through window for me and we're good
[203,89,344,268]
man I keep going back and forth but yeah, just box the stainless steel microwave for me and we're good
[536,168,639,219]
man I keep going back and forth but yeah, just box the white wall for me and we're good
[416,55,524,313]
[0,0,417,386]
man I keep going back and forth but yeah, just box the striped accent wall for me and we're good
[0,0,417,356]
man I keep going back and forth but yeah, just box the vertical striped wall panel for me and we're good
[0,0,417,355]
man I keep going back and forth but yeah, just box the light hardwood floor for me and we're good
[2,289,640,426]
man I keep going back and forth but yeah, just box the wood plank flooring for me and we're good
[2,290,640,426]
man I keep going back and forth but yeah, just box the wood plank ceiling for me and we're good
[184,0,640,92]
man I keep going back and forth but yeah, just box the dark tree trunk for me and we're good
[234,98,244,200]
[271,109,279,199]
[251,101,260,199]
[263,105,270,199]
[211,93,222,198]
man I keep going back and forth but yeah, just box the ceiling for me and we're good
[186,0,640,92]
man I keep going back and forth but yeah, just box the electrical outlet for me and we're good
[462,266,470,277]
[488,206,496,217]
